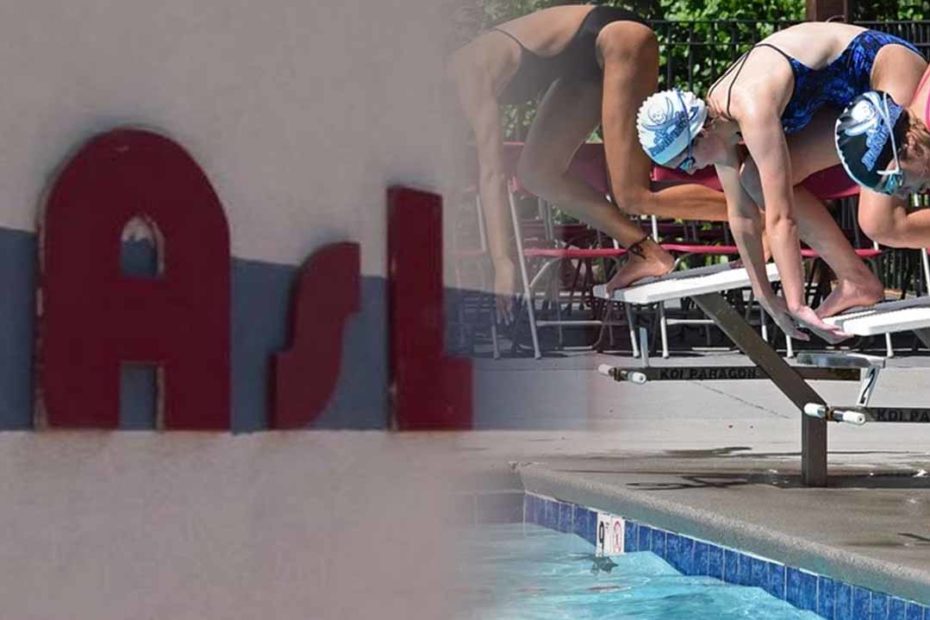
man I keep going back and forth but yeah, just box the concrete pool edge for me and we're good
[517,463,930,615]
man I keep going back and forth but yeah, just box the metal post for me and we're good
[805,0,850,21]
[914,328,930,350]
[639,326,650,368]
[691,292,828,487]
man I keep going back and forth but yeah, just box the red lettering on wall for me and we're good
[38,128,231,429]
[271,242,360,428]
[387,187,472,430]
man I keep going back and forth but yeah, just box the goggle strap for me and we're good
[875,93,902,188]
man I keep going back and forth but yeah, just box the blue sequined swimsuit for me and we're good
[715,30,920,134]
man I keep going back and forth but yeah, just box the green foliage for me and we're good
[855,0,930,21]
[484,0,929,138]
[648,0,804,92]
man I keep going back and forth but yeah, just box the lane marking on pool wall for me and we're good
[596,512,625,557]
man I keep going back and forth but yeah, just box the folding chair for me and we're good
[501,142,636,359]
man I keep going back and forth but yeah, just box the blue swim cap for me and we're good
[636,89,707,166]
[835,91,908,195]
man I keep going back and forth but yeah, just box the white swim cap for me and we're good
[636,89,707,166]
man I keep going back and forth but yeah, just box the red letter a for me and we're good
[38,129,231,429]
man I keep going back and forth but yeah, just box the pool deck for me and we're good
[464,350,930,605]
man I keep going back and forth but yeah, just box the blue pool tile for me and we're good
[526,495,540,525]
[543,499,559,530]
[625,521,639,552]
[639,525,656,551]
[651,529,667,559]
[533,498,543,526]
[766,563,786,600]
[736,552,752,586]
[817,577,835,618]
[638,525,653,552]
[558,502,573,533]
[906,601,924,620]
[666,534,681,570]
[870,591,888,620]
[693,542,710,576]
[889,597,908,620]
[852,586,871,619]
[786,568,802,608]
[572,506,595,544]
[571,506,585,538]
[707,545,724,580]
[585,510,598,546]
[723,549,740,584]
[798,570,818,613]
[836,583,853,620]
[534,497,547,526]
[677,537,695,574]
[749,557,766,589]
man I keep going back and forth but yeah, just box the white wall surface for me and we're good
[0,432,464,619]
[0,0,453,274]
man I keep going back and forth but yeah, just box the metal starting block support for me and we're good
[803,404,930,425]
[796,351,885,407]
[802,404,867,426]
[794,351,930,425]
[594,265,827,486]
[597,363,860,383]
[596,264,930,486]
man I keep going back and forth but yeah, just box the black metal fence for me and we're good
[650,19,802,92]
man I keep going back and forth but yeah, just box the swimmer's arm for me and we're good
[448,50,513,269]
[738,107,806,313]
[715,154,774,301]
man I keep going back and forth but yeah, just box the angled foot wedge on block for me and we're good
[824,297,930,336]
[795,351,886,369]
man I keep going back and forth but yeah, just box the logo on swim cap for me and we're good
[836,91,906,194]
[843,97,882,137]
[637,90,707,166]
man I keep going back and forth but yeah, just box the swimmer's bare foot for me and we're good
[815,277,884,318]
[605,240,674,294]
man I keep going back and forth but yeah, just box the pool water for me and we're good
[460,523,820,619]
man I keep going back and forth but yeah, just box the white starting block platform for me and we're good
[593,263,780,305]
[824,297,930,336]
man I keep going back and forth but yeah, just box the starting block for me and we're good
[594,263,930,486]
[593,262,780,305]
[824,297,930,345]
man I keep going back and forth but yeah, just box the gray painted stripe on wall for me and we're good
[0,230,388,431]
[0,229,35,429]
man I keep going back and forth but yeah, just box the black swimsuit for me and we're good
[493,6,649,104]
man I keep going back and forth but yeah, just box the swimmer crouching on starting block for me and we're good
[448,5,727,321]
[636,23,926,343]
